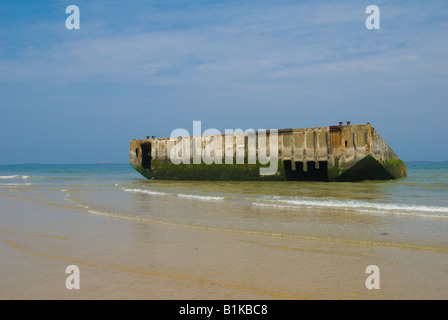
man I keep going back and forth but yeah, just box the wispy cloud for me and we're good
[1,1,446,88]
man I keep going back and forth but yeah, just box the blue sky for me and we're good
[1,0,447,164]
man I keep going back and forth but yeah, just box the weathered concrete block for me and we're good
[130,123,406,182]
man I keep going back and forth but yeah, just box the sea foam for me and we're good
[122,188,168,196]
[0,175,33,179]
[177,193,225,201]
[253,196,448,219]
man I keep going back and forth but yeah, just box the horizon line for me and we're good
[1,160,448,166]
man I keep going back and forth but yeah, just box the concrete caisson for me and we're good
[130,123,406,182]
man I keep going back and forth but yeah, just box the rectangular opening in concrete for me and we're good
[284,160,328,181]
[141,143,152,169]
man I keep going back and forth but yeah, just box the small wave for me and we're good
[0,183,33,186]
[0,175,20,179]
[253,196,448,219]
[0,175,33,179]
[177,193,225,201]
[122,188,168,196]
[86,209,121,219]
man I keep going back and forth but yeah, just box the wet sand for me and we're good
[1,195,447,300]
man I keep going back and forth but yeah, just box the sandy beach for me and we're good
[1,194,447,300]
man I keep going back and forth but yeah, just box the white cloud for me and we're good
[1,0,446,89]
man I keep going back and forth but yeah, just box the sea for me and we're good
[1,161,447,252]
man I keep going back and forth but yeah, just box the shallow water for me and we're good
[1,162,447,251]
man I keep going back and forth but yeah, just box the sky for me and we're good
[1,0,447,164]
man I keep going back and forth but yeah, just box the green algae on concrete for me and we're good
[141,159,285,181]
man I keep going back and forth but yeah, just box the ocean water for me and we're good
[1,162,447,251]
